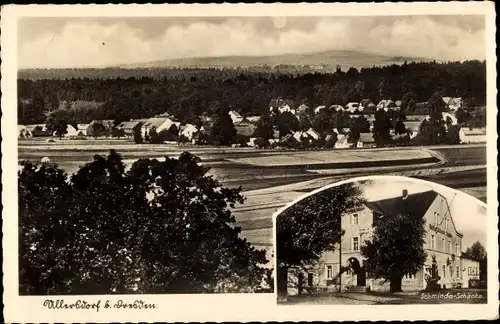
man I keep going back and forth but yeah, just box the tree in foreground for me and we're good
[361,210,427,293]
[276,182,365,296]
[19,151,269,294]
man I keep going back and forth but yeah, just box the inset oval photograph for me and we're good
[276,175,487,305]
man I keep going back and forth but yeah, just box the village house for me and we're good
[270,98,296,114]
[117,120,144,137]
[26,124,51,137]
[459,127,486,144]
[296,104,309,114]
[235,123,257,137]
[279,133,300,147]
[395,100,402,108]
[179,124,199,140]
[357,133,375,148]
[359,99,375,111]
[334,134,350,149]
[330,105,344,112]
[76,124,90,136]
[346,102,360,113]
[141,117,180,136]
[314,105,327,114]
[285,189,481,295]
[18,125,29,138]
[244,116,262,124]
[447,98,462,111]
[377,100,396,111]
[293,131,311,144]
[403,121,422,139]
[306,128,321,141]
[424,112,458,126]
[63,124,79,137]
[229,110,243,124]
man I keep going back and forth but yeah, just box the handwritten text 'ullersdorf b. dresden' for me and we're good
[43,299,157,312]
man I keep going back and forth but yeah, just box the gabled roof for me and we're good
[364,190,439,220]
[415,102,428,110]
[143,117,171,128]
[235,124,256,137]
[297,104,309,112]
[314,105,327,113]
[229,110,242,118]
[360,99,374,106]
[330,105,344,111]
[359,132,374,143]
[118,120,143,129]
[280,133,297,143]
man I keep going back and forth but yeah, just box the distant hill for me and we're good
[18,50,438,79]
[119,50,433,69]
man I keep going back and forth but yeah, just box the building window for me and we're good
[456,266,460,279]
[455,243,459,255]
[352,237,359,252]
[449,265,453,278]
[448,240,452,254]
[326,265,333,279]
[431,234,435,250]
[352,213,359,225]
[433,212,437,224]
[307,273,314,286]
[442,265,446,278]
[441,238,445,252]
[404,273,415,280]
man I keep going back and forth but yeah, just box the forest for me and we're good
[18,60,486,126]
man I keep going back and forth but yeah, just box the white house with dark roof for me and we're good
[141,117,179,136]
[229,110,243,124]
[179,124,199,140]
[284,189,480,295]
[346,102,360,113]
[306,128,321,140]
[459,127,486,143]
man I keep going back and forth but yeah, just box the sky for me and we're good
[17,15,486,68]
[362,177,487,251]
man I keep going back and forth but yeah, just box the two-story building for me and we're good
[285,189,481,295]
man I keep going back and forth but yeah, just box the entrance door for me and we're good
[307,273,314,286]
[357,267,366,286]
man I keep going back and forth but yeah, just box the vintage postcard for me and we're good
[1,2,497,322]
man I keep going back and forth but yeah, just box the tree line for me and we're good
[18,60,486,126]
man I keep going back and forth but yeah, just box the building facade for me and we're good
[286,190,481,295]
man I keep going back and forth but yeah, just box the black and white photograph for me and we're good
[276,176,487,305]
[1,2,497,323]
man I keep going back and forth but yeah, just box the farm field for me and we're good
[16,139,487,264]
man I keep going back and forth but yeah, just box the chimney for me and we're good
[402,189,409,199]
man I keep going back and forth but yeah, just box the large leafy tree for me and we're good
[372,109,393,147]
[210,107,236,146]
[462,241,487,281]
[276,182,365,295]
[361,211,427,293]
[19,151,269,294]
